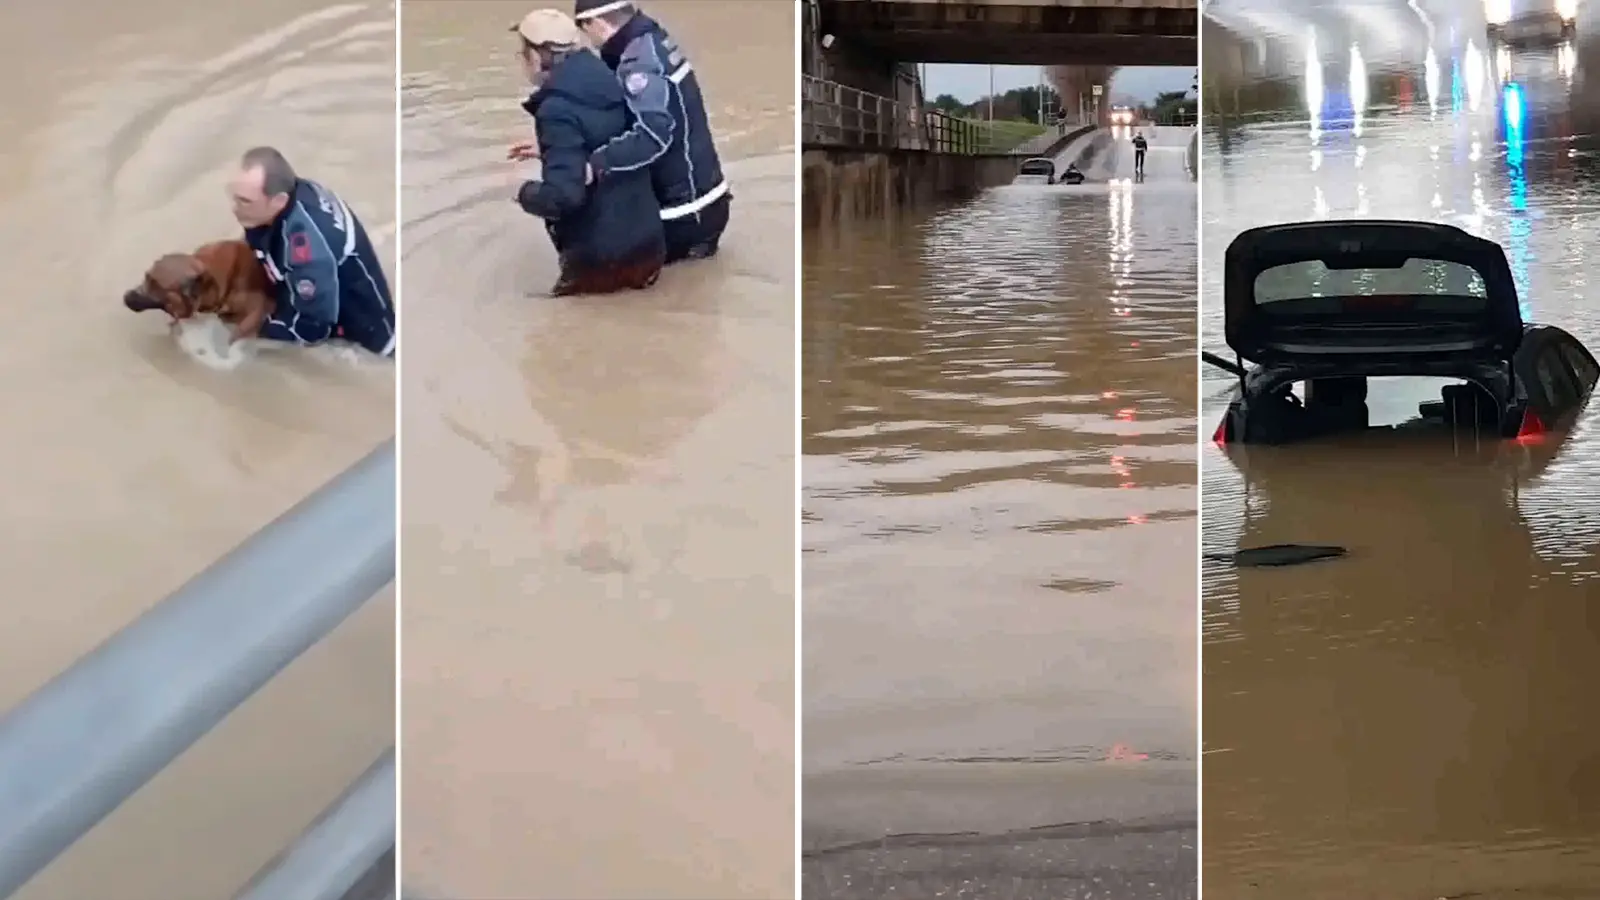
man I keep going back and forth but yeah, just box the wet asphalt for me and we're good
[803,816,1197,900]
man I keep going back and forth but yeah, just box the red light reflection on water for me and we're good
[1111,454,1134,489]
[1109,743,1149,761]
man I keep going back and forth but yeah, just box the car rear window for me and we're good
[1019,160,1053,176]
[1253,258,1489,310]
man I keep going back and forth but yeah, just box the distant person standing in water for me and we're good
[229,146,396,356]
[573,0,731,263]
[506,9,664,295]
[1132,131,1149,178]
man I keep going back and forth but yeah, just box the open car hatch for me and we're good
[1017,158,1055,182]
[1223,220,1525,366]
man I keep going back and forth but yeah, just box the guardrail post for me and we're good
[0,440,396,899]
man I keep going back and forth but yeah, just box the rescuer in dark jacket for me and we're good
[230,147,396,356]
[507,9,665,296]
[575,0,731,264]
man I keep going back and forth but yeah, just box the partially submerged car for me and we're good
[1485,0,1577,47]
[1016,157,1056,184]
[1208,220,1598,445]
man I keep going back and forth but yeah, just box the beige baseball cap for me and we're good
[510,9,582,47]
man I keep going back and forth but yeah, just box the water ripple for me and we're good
[804,167,1198,772]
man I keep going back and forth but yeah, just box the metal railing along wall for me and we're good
[0,440,397,900]
[802,75,1045,155]
[1154,107,1198,127]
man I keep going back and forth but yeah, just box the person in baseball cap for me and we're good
[508,9,584,88]
[507,8,665,296]
[572,1,731,264]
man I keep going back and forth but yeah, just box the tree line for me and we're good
[927,83,1198,123]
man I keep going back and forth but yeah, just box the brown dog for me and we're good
[123,239,275,340]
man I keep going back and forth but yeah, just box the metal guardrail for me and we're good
[0,440,396,899]
[235,750,396,900]
[802,75,1056,155]
[1153,108,1198,127]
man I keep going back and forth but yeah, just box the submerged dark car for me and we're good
[1208,220,1598,445]
[1016,157,1056,184]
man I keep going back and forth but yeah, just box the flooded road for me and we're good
[399,2,794,897]
[803,134,1198,897]
[1202,5,1600,897]
[1102,125,1196,181]
[0,2,396,898]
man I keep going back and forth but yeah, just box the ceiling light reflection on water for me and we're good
[1465,39,1487,111]
[1302,34,1368,140]
[1306,27,1324,139]
[1502,81,1535,318]
[1426,46,1441,113]
[1351,43,1369,136]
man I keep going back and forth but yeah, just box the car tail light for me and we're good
[1515,407,1548,442]
[1212,416,1230,444]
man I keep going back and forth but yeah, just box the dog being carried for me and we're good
[123,239,274,336]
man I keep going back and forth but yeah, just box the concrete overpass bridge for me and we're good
[818,0,1198,67]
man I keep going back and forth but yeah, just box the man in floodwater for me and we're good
[573,0,731,263]
[229,147,396,356]
[507,9,665,296]
[1132,131,1149,178]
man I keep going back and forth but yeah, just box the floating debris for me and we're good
[1204,544,1348,567]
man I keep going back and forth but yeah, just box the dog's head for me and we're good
[123,254,220,317]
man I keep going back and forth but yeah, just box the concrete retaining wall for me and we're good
[1036,123,1098,161]
[802,148,1024,226]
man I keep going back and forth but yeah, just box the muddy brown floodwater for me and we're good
[0,2,396,899]
[399,2,794,898]
[802,128,1198,898]
[1202,11,1600,898]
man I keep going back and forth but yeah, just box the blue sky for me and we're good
[923,65,1193,105]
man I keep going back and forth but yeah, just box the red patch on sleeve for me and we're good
[289,232,313,265]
